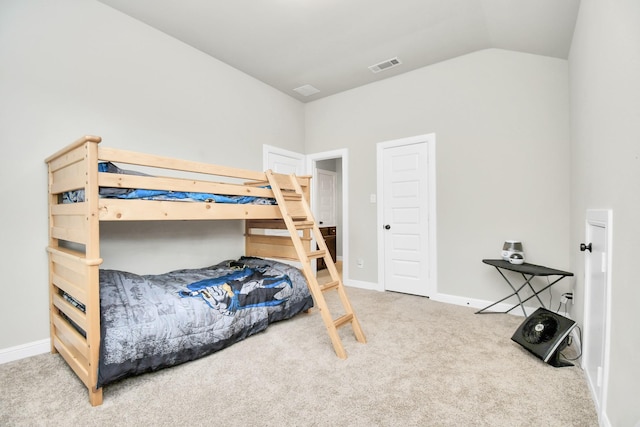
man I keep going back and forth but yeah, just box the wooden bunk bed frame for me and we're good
[45,135,365,406]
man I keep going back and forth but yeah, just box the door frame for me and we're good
[307,149,348,284]
[376,133,437,295]
[582,209,613,421]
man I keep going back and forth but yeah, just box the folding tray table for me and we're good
[476,259,573,316]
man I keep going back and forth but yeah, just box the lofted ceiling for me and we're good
[98,0,580,102]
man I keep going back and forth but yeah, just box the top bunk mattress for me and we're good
[63,162,276,205]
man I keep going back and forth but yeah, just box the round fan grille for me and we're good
[522,313,559,344]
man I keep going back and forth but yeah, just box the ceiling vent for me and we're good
[368,57,402,73]
[293,84,320,97]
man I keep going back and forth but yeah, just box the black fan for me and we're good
[511,307,576,367]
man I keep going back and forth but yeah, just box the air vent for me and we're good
[368,57,402,73]
[293,84,320,96]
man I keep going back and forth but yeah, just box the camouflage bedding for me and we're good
[96,257,313,387]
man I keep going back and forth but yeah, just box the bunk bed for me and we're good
[46,135,365,407]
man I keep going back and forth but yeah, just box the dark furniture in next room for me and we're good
[318,226,337,270]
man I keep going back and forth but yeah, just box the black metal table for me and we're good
[476,259,573,316]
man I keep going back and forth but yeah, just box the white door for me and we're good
[315,168,337,227]
[583,210,612,417]
[262,145,306,238]
[263,145,305,175]
[378,135,435,297]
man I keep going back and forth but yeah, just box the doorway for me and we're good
[377,134,437,297]
[307,149,348,283]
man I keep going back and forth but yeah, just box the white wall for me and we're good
[0,0,304,350]
[305,49,572,304]
[569,1,640,425]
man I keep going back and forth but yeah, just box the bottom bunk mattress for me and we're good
[96,256,313,387]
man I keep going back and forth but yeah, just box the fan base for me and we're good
[547,352,573,367]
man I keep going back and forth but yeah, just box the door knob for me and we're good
[580,242,592,252]
[384,224,391,230]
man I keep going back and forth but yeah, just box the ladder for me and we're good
[266,170,366,359]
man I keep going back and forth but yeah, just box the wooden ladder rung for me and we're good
[282,192,302,201]
[320,280,340,292]
[293,220,314,229]
[308,250,326,259]
[334,313,354,329]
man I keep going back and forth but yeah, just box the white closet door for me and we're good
[377,133,436,297]
[315,168,337,227]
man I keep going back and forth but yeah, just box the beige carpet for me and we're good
[0,286,598,426]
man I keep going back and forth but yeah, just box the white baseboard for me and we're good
[430,292,537,317]
[0,339,51,365]
[344,278,382,292]
[342,285,541,315]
